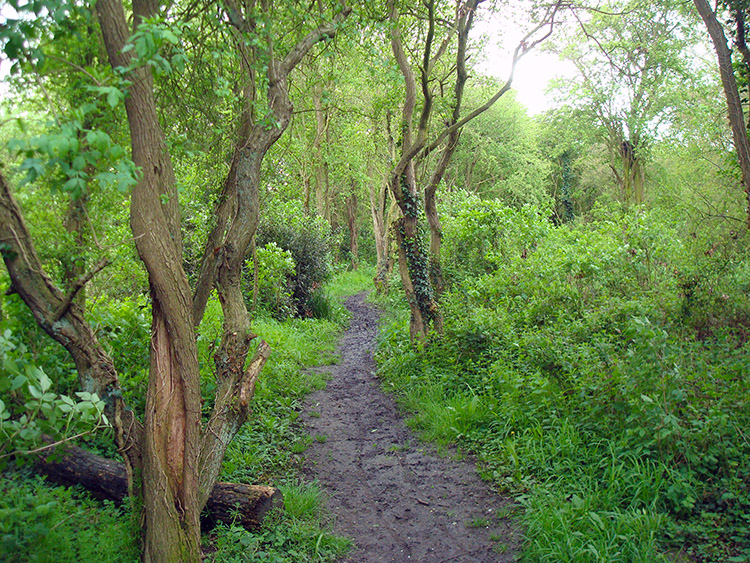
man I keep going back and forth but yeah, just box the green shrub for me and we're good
[439,192,550,283]
[0,471,139,562]
[256,203,334,318]
[376,204,750,562]
[246,242,296,320]
[0,330,110,466]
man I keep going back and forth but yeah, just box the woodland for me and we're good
[0,0,749,561]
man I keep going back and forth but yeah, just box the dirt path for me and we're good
[301,292,520,562]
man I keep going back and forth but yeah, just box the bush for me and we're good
[376,204,750,562]
[245,242,296,320]
[256,203,334,318]
[0,471,139,562]
[439,192,550,284]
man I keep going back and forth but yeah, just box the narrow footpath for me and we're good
[301,292,520,562]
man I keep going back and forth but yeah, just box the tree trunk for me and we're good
[0,171,143,493]
[386,0,443,341]
[346,185,358,270]
[62,193,88,311]
[424,188,444,295]
[390,168,443,341]
[35,443,283,531]
[371,113,397,294]
[96,0,208,558]
[370,175,394,294]
[312,85,331,220]
[694,0,750,228]
[560,151,575,222]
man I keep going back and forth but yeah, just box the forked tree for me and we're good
[385,0,562,341]
[0,0,350,561]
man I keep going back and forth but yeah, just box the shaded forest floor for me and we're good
[300,292,520,562]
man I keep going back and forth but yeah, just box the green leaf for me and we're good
[59,395,75,406]
[162,29,179,44]
[28,385,42,399]
[63,176,86,196]
[106,87,121,109]
[11,374,26,391]
[71,154,86,171]
[38,370,52,393]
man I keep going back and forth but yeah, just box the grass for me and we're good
[372,214,750,562]
[204,481,352,563]
[0,471,140,562]
[0,267,375,562]
[324,266,375,302]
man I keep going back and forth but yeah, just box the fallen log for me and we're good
[34,443,283,530]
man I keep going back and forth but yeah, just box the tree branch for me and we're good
[281,2,351,75]
[421,0,563,159]
[53,256,111,322]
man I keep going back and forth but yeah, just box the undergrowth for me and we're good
[0,268,372,562]
[0,472,140,562]
[374,204,750,563]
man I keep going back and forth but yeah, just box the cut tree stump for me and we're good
[34,443,283,530]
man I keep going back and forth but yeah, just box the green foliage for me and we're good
[247,242,296,320]
[206,490,351,563]
[8,108,137,198]
[87,296,151,417]
[0,0,78,72]
[120,16,187,77]
[376,204,750,562]
[0,471,139,562]
[439,192,550,282]
[0,330,110,468]
[257,202,334,318]
[447,88,552,207]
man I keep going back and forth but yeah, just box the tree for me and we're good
[385,0,562,341]
[446,87,552,208]
[550,0,695,205]
[1,0,350,560]
[693,0,750,227]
